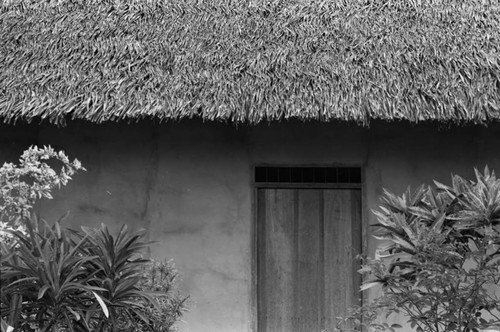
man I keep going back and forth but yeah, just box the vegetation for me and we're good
[336,167,500,332]
[1,0,499,125]
[135,260,189,332]
[0,145,84,227]
[0,146,188,331]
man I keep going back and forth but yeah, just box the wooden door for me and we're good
[257,188,362,332]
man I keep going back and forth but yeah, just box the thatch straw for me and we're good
[0,0,499,125]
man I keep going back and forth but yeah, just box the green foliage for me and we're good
[0,146,188,331]
[333,301,402,332]
[1,318,14,332]
[82,224,156,332]
[1,219,189,332]
[0,145,84,226]
[338,167,500,332]
[0,217,108,331]
[134,260,189,332]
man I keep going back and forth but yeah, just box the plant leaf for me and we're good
[92,291,109,318]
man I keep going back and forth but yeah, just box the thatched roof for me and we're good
[0,0,499,126]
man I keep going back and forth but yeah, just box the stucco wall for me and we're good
[1,120,499,332]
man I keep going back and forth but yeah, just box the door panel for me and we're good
[297,189,322,331]
[257,188,362,332]
[257,189,296,332]
[323,190,362,329]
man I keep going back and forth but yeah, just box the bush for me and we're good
[336,167,500,332]
[135,260,189,332]
[1,217,112,331]
[0,146,188,332]
[0,145,84,226]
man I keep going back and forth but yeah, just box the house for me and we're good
[1,0,499,331]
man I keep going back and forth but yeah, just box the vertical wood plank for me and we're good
[350,190,362,307]
[319,190,326,329]
[257,189,296,332]
[296,189,321,332]
[257,189,268,332]
[258,188,362,332]
[323,189,362,330]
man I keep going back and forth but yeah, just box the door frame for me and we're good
[250,164,366,332]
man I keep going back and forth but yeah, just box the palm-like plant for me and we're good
[0,217,108,331]
[354,168,500,332]
[82,224,156,332]
[0,219,161,332]
[0,147,183,331]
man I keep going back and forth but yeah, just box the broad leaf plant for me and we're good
[1,146,187,332]
[337,168,500,332]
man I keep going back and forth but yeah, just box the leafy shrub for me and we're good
[0,146,188,332]
[82,224,157,332]
[1,146,88,331]
[0,145,84,226]
[336,167,500,332]
[134,260,189,332]
[0,217,109,331]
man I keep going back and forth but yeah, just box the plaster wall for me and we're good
[1,120,499,332]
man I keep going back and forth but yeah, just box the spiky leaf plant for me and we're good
[340,167,500,332]
[82,224,156,332]
[134,260,189,332]
[1,147,188,331]
[0,217,108,331]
